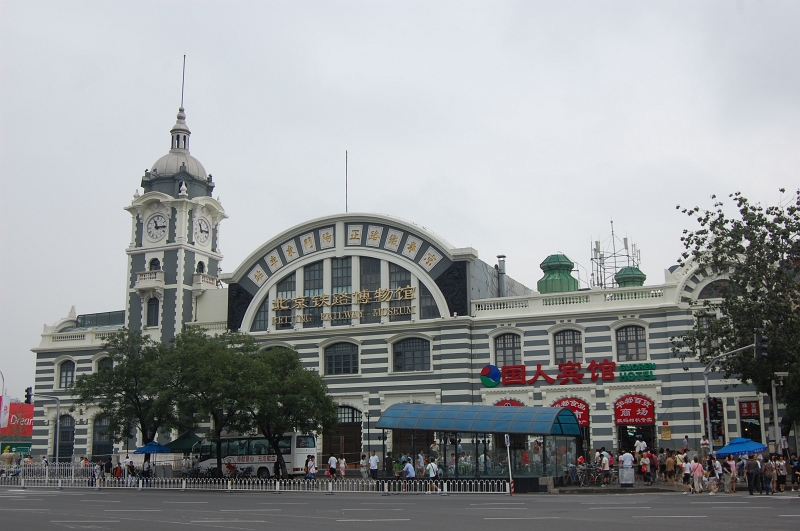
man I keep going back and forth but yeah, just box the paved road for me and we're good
[1,486,799,530]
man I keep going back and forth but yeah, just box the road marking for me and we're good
[0,508,50,511]
[466,507,528,510]
[342,509,403,511]
[105,509,162,512]
[485,517,560,520]
[591,507,650,510]
[51,521,121,524]
[360,502,412,504]
[470,502,526,505]
[633,516,707,518]
[259,502,307,505]
[691,502,748,504]
[82,499,120,502]
[163,501,208,504]
[220,509,280,512]
[337,519,411,522]
[191,520,267,523]
[779,515,800,517]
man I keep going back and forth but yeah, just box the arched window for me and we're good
[698,280,730,299]
[393,338,431,372]
[617,326,647,361]
[92,416,113,461]
[97,357,113,372]
[59,360,75,388]
[275,273,296,330]
[250,298,270,332]
[196,261,205,274]
[554,330,582,364]
[325,342,359,375]
[337,406,362,423]
[149,258,161,271]
[494,333,521,367]
[146,297,159,327]
[56,414,75,462]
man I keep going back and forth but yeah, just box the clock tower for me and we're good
[124,106,227,342]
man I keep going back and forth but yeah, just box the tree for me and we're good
[672,189,800,423]
[240,347,338,479]
[163,328,257,476]
[72,329,184,458]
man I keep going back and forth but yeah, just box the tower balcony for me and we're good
[192,273,218,296]
[135,270,165,295]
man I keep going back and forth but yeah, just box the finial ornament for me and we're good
[179,181,188,196]
[134,189,140,199]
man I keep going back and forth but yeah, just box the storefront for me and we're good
[738,400,762,444]
[551,397,590,458]
[614,394,656,452]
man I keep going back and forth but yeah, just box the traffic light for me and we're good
[709,397,724,420]
[24,387,33,404]
[712,422,724,440]
[755,332,769,360]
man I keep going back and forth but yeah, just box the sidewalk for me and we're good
[557,478,685,494]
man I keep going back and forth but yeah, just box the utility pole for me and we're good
[703,342,754,453]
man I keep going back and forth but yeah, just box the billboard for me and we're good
[0,403,34,437]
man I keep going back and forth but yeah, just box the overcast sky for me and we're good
[1,1,798,398]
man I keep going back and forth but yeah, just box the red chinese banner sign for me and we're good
[0,403,34,437]
[495,399,525,407]
[614,394,654,425]
[496,359,617,387]
[739,401,760,419]
[551,397,590,427]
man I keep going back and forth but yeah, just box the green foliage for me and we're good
[72,329,183,447]
[240,347,338,478]
[672,189,800,422]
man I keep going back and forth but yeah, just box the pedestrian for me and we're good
[305,455,316,480]
[728,456,738,493]
[600,451,611,487]
[700,435,710,458]
[763,456,775,495]
[665,452,676,486]
[93,460,103,488]
[682,454,693,494]
[384,452,394,479]
[682,435,690,453]
[338,453,346,479]
[359,454,368,480]
[104,458,112,479]
[691,456,704,494]
[416,451,425,477]
[791,453,799,492]
[425,457,439,492]
[41,455,49,468]
[745,454,759,495]
[327,452,337,480]
[368,450,379,481]
[777,455,787,493]
[641,452,652,486]
[722,456,732,493]
[402,456,416,479]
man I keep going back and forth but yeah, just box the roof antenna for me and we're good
[181,54,186,108]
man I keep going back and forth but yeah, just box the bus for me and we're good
[198,433,316,479]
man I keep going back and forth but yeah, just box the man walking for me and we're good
[368,450,379,481]
[745,454,759,495]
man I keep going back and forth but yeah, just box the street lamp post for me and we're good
[702,342,755,453]
[364,412,371,456]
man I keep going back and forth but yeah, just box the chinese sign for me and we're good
[614,394,655,425]
[618,363,656,381]
[739,401,760,419]
[270,287,416,325]
[495,399,525,407]
[480,359,619,388]
[551,397,590,427]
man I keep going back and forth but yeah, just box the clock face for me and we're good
[194,217,210,244]
[146,214,168,242]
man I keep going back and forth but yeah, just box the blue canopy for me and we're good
[375,404,580,435]
[133,441,173,454]
[714,437,767,457]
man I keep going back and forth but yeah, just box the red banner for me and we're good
[0,403,34,437]
[551,397,590,427]
[739,401,760,419]
[614,394,654,425]
[494,399,525,407]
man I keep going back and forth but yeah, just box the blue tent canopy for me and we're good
[375,404,580,435]
[714,437,767,457]
[133,441,173,454]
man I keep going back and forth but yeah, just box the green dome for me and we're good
[615,266,646,287]
[537,254,579,294]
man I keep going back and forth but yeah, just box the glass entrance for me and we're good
[617,424,655,452]
[56,415,75,462]
[323,406,362,466]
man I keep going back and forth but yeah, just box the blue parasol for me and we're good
[133,441,173,454]
[714,437,767,457]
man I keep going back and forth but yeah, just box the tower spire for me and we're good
[181,54,186,108]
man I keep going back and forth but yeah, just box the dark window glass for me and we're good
[554,330,582,364]
[59,360,75,388]
[331,257,352,326]
[251,298,270,332]
[337,406,362,423]
[97,357,113,372]
[146,297,159,327]
[275,273,296,330]
[92,416,113,460]
[617,326,647,361]
[393,338,430,372]
[149,258,161,271]
[360,257,381,324]
[698,315,717,357]
[196,261,205,274]
[419,283,440,319]
[304,261,323,328]
[325,342,359,375]
[495,334,521,367]
[389,263,412,322]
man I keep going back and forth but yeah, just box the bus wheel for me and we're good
[257,467,270,480]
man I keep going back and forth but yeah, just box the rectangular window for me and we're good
[360,257,381,324]
[389,263,412,322]
[331,257,352,326]
[554,330,582,364]
[251,298,270,332]
[275,273,296,330]
[304,261,323,328]
[419,283,440,319]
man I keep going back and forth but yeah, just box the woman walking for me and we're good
[338,454,347,480]
[691,456,705,494]
[359,454,368,480]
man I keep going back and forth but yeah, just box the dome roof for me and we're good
[151,152,208,180]
[150,106,208,181]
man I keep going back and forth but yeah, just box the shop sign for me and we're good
[481,358,639,388]
[551,397,590,427]
[614,394,655,425]
[739,401,760,419]
[1,443,32,454]
[271,287,416,325]
[618,363,657,381]
[494,400,525,407]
